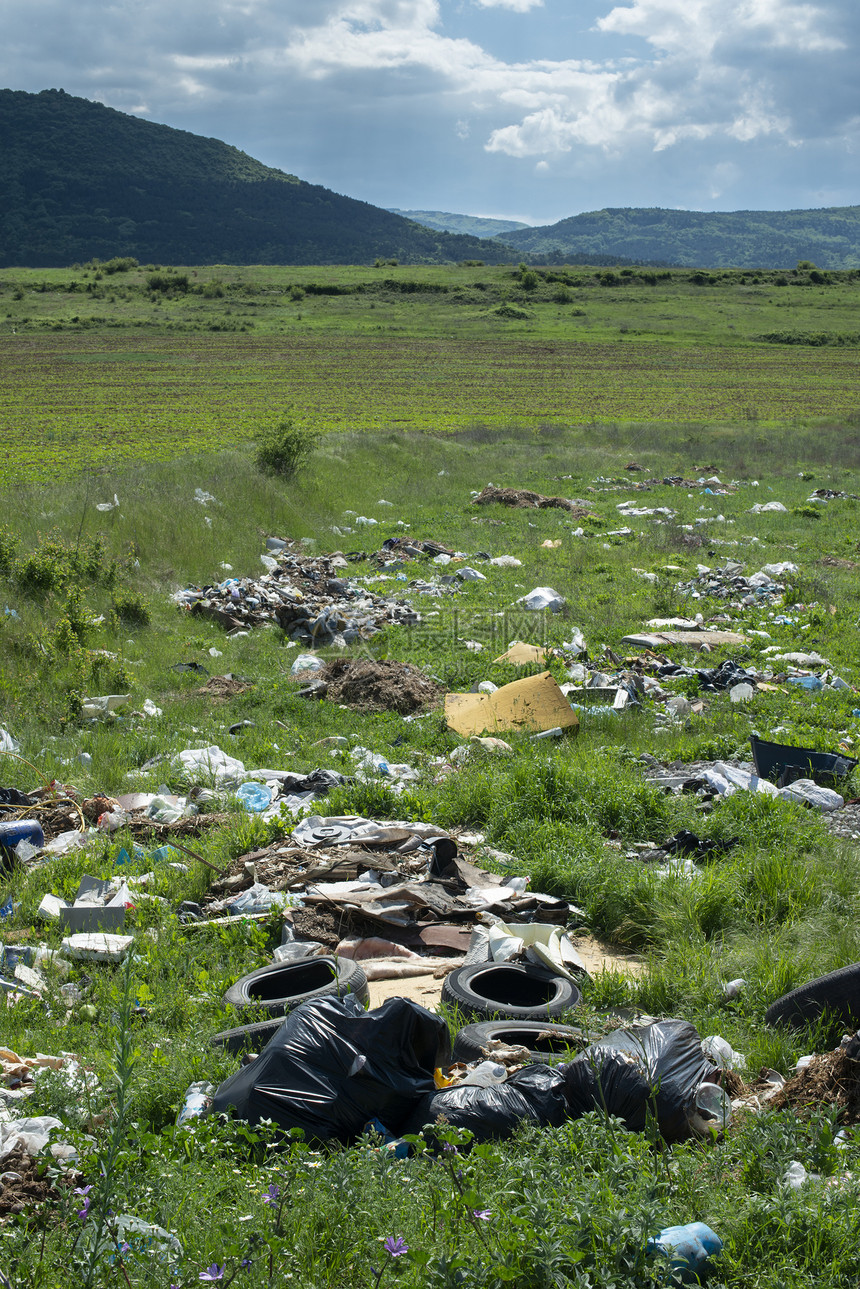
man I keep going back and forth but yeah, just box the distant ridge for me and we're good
[0,88,516,267]
[495,206,860,269]
[389,209,530,239]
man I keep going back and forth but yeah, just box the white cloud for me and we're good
[0,0,857,219]
[474,0,544,11]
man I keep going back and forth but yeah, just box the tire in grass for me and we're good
[210,1018,285,1056]
[441,962,580,1023]
[452,1019,590,1065]
[764,962,860,1030]
[223,956,369,1016]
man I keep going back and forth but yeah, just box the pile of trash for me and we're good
[173,544,420,644]
[200,816,570,936]
[208,996,731,1153]
[674,560,797,606]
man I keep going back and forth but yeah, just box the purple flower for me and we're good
[199,1265,225,1281]
[73,1185,93,1196]
[383,1236,408,1258]
[77,1197,91,1221]
[262,1183,280,1205]
[118,1241,132,1254]
[472,1210,491,1221]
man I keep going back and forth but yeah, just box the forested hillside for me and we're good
[0,89,515,267]
[499,206,860,268]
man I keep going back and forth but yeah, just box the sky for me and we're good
[2,0,858,227]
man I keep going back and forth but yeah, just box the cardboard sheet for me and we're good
[445,671,579,737]
[621,629,748,650]
[492,642,548,665]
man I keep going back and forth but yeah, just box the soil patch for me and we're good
[0,1147,59,1219]
[472,485,594,518]
[772,1049,860,1123]
[196,676,254,699]
[322,658,441,714]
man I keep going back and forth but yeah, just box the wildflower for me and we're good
[118,1241,132,1254]
[472,1210,491,1221]
[199,1264,225,1281]
[383,1236,408,1258]
[262,1183,280,1205]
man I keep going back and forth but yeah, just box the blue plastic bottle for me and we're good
[647,1222,722,1282]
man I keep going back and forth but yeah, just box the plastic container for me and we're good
[457,1061,508,1088]
[647,1222,722,1282]
[750,734,857,787]
[176,1080,215,1126]
[0,819,45,857]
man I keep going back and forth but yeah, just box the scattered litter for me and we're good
[516,586,565,612]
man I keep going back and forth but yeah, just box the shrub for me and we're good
[254,414,321,480]
[111,589,151,627]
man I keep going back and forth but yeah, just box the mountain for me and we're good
[494,207,860,269]
[0,88,516,267]
[388,209,530,239]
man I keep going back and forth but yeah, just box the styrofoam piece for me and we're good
[60,933,134,962]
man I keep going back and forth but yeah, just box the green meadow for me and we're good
[1,262,860,1287]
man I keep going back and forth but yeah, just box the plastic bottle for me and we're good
[647,1222,722,1282]
[458,1061,507,1088]
[176,1081,215,1126]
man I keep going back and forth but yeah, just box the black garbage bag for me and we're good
[403,1064,568,1144]
[210,994,450,1145]
[696,659,757,692]
[561,1020,719,1143]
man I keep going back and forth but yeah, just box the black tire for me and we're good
[210,1018,285,1056]
[223,956,369,1016]
[441,963,580,1023]
[765,962,860,1030]
[452,1020,589,1065]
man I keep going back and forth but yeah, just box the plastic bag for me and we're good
[404,1064,568,1143]
[561,1020,720,1142]
[210,994,450,1144]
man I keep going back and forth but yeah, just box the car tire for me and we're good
[223,956,369,1016]
[765,962,860,1030]
[210,1018,285,1056]
[441,962,580,1023]
[452,1019,589,1065]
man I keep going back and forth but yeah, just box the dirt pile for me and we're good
[773,1049,860,1123]
[472,485,594,517]
[322,658,442,714]
[0,1147,59,1218]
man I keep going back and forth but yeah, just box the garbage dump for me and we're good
[173,545,420,643]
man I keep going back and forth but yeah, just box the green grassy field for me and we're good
[2,260,860,486]
[2,265,860,1287]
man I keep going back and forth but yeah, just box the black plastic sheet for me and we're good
[210,994,450,1144]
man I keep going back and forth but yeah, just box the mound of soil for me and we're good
[0,1147,58,1219]
[322,659,441,714]
[197,676,254,699]
[472,485,593,517]
[772,1049,860,1123]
